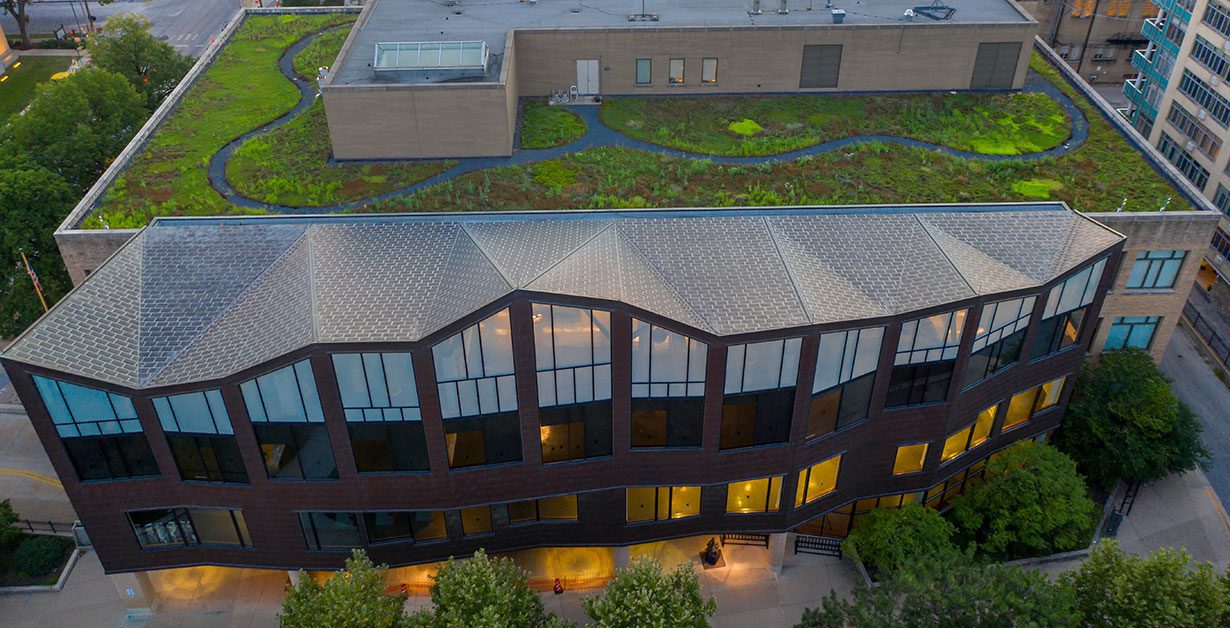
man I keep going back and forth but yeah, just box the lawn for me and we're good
[228,100,454,207]
[599,89,1070,157]
[519,100,587,149]
[0,56,72,121]
[87,13,357,229]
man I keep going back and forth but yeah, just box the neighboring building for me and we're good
[0,22,15,76]
[1123,0,1230,325]
[322,0,1039,159]
[1019,0,1156,84]
[3,204,1122,578]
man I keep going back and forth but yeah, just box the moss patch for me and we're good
[519,100,587,149]
[728,118,764,137]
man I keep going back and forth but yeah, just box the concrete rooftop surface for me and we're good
[332,0,1033,85]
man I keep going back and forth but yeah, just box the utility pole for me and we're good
[1075,0,1104,77]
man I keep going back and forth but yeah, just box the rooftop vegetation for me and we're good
[519,99,587,149]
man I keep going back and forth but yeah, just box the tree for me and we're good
[844,503,955,576]
[279,549,407,628]
[1,68,147,191]
[1,0,32,48]
[0,498,23,547]
[1059,540,1228,627]
[0,161,76,337]
[1056,350,1210,491]
[583,558,716,627]
[949,441,1098,561]
[409,549,568,628]
[88,14,193,110]
[799,548,1079,627]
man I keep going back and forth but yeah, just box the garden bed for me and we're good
[0,533,75,588]
[519,100,587,149]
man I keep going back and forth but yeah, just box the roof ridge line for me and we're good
[767,220,888,320]
[307,227,319,343]
[459,222,517,287]
[143,229,311,387]
[414,226,471,340]
[913,215,978,296]
[760,216,813,325]
[615,226,715,334]
[520,221,617,287]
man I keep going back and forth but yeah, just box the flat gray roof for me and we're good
[5,203,1120,389]
[332,0,1031,85]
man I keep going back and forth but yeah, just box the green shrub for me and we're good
[845,503,955,576]
[728,118,764,136]
[12,535,69,577]
[520,100,587,149]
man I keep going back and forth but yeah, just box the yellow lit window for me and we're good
[1036,376,1066,412]
[971,405,996,448]
[510,494,578,523]
[893,443,928,475]
[415,511,448,541]
[941,427,972,463]
[1003,388,1035,431]
[725,476,784,514]
[460,506,492,536]
[626,486,700,523]
[669,58,685,84]
[793,454,842,507]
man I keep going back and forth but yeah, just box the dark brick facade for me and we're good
[1,248,1120,575]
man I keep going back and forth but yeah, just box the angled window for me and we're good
[241,360,337,480]
[1032,259,1106,359]
[1002,376,1067,432]
[940,405,997,463]
[129,508,251,549]
[725,476,783,514]
[333,352,428,473]
[923,458,988,511]
[721,338,801,450]
[808,326,882,439]
[886,309,967,408]
[363,511,448,544]
[794,454,842,507]
[433,309,521,469]
[964,296,1036,386]
[1104,316,1161,351]
[154,390,247,484]
[893,442,929,475]
[626,486,700,523]
[33,376,158,482]
[508,494,578,524]
[534,304,612,464]
[1126,250,1186,290]
[460,506,493,536]
[631,319,707,449]
[299,512,362,550]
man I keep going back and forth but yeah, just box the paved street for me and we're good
[1161,324,1230,506]
[3,0,240,57]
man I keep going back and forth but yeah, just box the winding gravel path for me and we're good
[207,28,1090,215]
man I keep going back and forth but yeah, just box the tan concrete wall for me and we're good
[1088,211,1221,360]
[512,23,1038,96]
[1020,0,1152,84]
[54,229,140,286]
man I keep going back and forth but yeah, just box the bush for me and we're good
[949,441,1098,561]
[584,558,716,627]
[844,503,955,576]
[1056,350,1209,491]
[409,549,568,627]
[12,536,68,577]
[280,549,406,628]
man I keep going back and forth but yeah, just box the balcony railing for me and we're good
[1132,48,1149,73]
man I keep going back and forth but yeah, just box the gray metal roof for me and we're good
[3,204,1121,389]
[332,0,1031,85]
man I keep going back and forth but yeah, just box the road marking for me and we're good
[1208,487,1230,538]
[0,469,63,489]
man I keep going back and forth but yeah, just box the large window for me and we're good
[1104,316,1161,351]
[1126,250,1186,290]
[1177,70,1230,127]
[669,58,684,84]
[300,511,446,549]
[433,309,521,469]
[924,459,988,511]
[33,376,158,482]
[626,486,700,523]
[1207,1,1230,38]
[701,58,718,83]
[893,443,929,475]
[721,338,801,450]
[809,327,882,439]
[535,304,612,463]
[241,360,337,480]
[1166,101,1222,160]
[886,309,967,407]
[796,492,921,538]
[794,454,842,507]
[725,476,783,514]
[333,352,428,473]
[1032,260,1106,359]
[154,390,247,484]
[940,405,996,464]
[631,319,707,448]
[508,494,579,524]
[965,296,1035,386]
[635,58,651,85]
[129,508,251,549]
[1002,376,1067,432]
[461,506,493,536]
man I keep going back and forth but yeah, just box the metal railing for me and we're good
[1182,301,1230,371]
[12,519,75,535]
[794,534,843,557]
[720,533,769,548]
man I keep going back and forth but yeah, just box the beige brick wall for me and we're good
[1088,211,1221,360]
[54,229,141,286]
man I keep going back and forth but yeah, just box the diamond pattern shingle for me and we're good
[3,205,1124,388]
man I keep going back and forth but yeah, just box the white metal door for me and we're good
[576,59,599,94]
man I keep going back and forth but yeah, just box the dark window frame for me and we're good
[252,422,338,480]
[719,387,796,451]
[442,410,522,470]
[538,400,613,464]
[630,396,704,449]
[127,507,251,550]
[885,361,955,408]
[805,371,875,440]
[347,421,430,474]
[63,433,160,482]
[1030,306,1087,360]
[165,433,249,484]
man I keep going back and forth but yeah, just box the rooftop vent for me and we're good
[373,41,489,71]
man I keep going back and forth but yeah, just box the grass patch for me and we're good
[1012,178,1064,199]
[291,26,349,81]
[228,101,453,206]
[87,12,356,229]
[599,90,1070,157]
[519,100,586,149]
[0,533,75,587]
[0,56,72,121]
